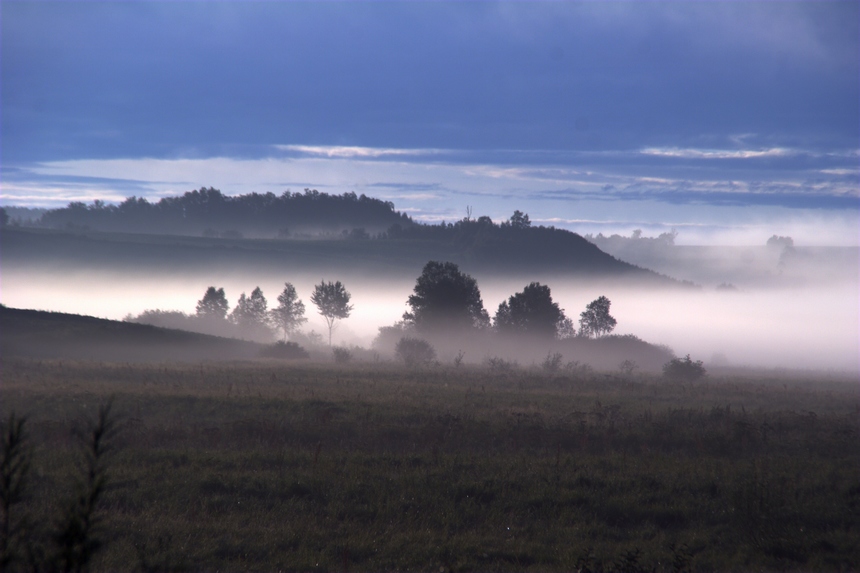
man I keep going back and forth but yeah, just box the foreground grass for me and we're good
[1,359,858,572]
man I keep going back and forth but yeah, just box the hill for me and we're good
[9,188,692,283]
[0,305,267,362]
[1,224,689,287]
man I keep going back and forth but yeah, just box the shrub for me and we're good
[663,354,707,382]
[258,341,309,360]
[564,360,594,376]
[485,356,518,372]
[542,352,564,372]
[618,359,638,376]
[332,346,352,364]
[394,337,437,367]
[453,350,465,368]
[1,403,119,572]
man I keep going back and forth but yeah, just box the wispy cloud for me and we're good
[640,147,795,160]
[3,144,858,245]
[275,145,444,159]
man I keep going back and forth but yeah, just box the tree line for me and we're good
[398,260,616,339]
[174,281,352,346]
[130,260,617,349]
[36,188,412,237]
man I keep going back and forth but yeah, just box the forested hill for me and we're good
[36,187,413,237]
[10,188,692,282]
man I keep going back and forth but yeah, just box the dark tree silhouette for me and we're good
[507,210,531,229]
[195,287,229,321]
[311,281,353,346]
[230,287,271,340]
[269,283,307,341]
[404,261,489,333]
[579,295,617,338]
[494,282,565,339]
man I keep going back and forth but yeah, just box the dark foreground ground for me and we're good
[1,359,858,572]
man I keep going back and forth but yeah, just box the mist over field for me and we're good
[2,243,857,372]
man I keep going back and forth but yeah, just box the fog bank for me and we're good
[2,252,857,372]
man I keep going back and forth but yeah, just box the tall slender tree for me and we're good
[230,287,271,340]
[270,283,307,341]
[310,281,353,346]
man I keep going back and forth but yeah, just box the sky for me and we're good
[2,1,859,245]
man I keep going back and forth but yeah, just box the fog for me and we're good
[2,246,857,372]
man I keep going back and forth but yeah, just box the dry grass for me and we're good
[1,358,858,572]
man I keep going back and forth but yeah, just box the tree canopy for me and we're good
[404,261,489,333]
[494,282,565,339]
[311,280,353,346]
[579,296,617,338]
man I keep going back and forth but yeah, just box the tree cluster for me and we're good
[399,260,617,341]
[129,280,353,347]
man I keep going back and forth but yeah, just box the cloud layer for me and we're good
[1,2,858,244]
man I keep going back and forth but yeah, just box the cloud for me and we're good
[640,147,795,160]
[276,145,443,159]
[3,144,858,246]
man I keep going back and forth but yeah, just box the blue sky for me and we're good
[2,1,858,244]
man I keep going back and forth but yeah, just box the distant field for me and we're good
[2,358,857,572]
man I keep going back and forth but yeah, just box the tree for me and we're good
[195,287,229,321]
[230,287,270,339]
[269,283,307,341]
[494,282,565,339]
[556,316,576,339]
[508,210,531,229]
[404,261,489,333]
[579,295,617,338]
[311,280,353,346]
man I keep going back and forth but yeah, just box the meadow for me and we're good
[1,358,858,572]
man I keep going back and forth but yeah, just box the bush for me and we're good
[564,360,594,376]
[258,341,309,360]
[394,337,436,367]
[1,404,119,572]
[542,352,564,372]
[663,354,707,382]
[485,356,518,372]
[618,359,638,376]
[332,346,352,364]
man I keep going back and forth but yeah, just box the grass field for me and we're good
[1,358,858,572]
